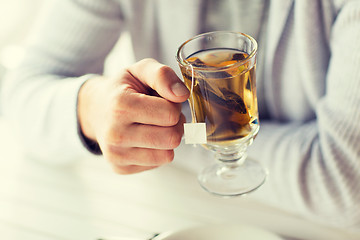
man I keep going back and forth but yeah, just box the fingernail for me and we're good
[171,82,189,97]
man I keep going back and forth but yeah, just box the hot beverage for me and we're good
[180,48,259,147]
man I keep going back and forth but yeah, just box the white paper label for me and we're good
[184,123,207,144]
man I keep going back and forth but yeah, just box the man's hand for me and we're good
[78,58,190,174]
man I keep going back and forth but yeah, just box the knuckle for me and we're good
[110,91,130,118]
[167,129,182,148]
[104,150,132,175]
[104,128,127,146]
[166,105,181,126]
[140,58,156,65]
[153,65,172,89]
[163,150,175,163]
[113,166,132,175]
[157,65,172,78]
[111,106,128,120]
[147,152,165,165]
[103,145,123,162]
[167,112,179,126]
[146,132,160,148]
[150,150,174,164]
[149,149,173,165]
[147,150,158,163]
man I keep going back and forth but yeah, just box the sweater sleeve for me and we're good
[248,2,360,229]
[2,0,124,164]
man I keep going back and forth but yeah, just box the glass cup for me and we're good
[176,31,266,196]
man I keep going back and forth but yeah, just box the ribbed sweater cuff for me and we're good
[76,74,103,155]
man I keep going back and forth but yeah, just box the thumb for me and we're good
[127,58,190,103]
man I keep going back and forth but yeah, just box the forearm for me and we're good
[2,0,123,163]
[247,2,360,228]
[3,72,95,163]
[248,118,360,228]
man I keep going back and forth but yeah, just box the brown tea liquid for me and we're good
[181,48,259,146]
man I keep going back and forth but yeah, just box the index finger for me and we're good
[121,91,182,126]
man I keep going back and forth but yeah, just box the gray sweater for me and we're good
[2,0,360,229]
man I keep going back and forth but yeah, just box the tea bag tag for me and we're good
[184,123,207,144]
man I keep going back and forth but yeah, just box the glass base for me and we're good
[198,158,267,197]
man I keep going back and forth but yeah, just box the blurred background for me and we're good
[0,0,134,116]
[0,0,46,115]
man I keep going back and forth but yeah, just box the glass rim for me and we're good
[176,31,258,71]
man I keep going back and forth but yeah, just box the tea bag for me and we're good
[184,64,207,145]
[202,83,251,141]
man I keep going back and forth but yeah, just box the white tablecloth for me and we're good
[0,118,359,240]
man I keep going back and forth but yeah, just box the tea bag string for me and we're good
[189,64,197,123]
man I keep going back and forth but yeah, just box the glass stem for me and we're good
[213,140,252,180]
[215,151,247,165]
[214,151,247,179]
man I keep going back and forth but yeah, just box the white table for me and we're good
[0,117,359,240]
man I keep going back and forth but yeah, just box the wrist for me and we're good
[77,76,102,143]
